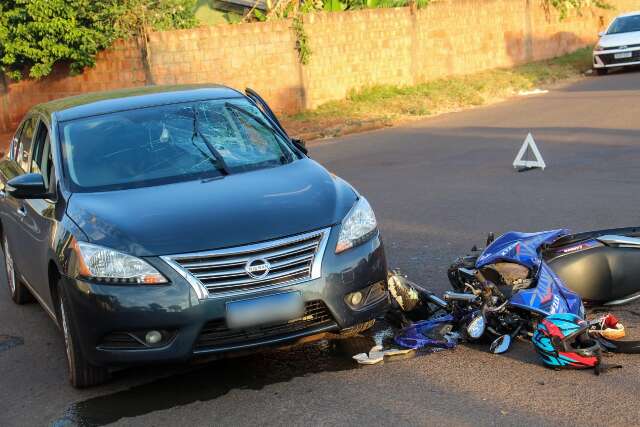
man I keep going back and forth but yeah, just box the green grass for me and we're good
[284,48,592,139]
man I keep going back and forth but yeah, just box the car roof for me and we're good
[617,10,640,18]
[32,84,245,122]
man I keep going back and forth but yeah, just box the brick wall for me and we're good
[0,39,148,144]
[1,0,639,142]
[147,20,305,113]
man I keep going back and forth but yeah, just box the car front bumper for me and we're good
[61,227,389,367]
[593,47,640,68]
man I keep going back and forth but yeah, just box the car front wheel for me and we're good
[3,236,32,304]
[59,284,110,388]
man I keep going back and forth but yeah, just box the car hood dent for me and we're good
[66,159,357,256]
[599,31,640,47]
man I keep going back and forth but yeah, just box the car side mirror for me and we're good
[6,173,48,199]
[291,138,308,155]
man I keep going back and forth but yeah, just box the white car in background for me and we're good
[593,11,640,75]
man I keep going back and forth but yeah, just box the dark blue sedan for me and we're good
[0,85,388,387]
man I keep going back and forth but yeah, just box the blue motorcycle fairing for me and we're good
[509,264,584,318]
[394,314,458,350]
[475,229,584,318]
[476,229,569,270]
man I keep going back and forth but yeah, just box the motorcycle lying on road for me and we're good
[388,228,640,356]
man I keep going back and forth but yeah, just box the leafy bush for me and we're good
[542,0,612,20]
[321,0,430,12]
[111,0,198,35]
[0,0,197,81]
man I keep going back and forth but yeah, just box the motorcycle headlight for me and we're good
[72,240,167,284]
[336,197,377,253]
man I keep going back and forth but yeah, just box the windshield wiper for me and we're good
[190,107,230,175]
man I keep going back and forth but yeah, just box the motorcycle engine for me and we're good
[480,262,531,291]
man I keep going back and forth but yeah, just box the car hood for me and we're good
[66,159,357,256]
[599,31,640,47]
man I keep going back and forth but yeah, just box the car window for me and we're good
[17,117,37,171]
[607,15,640,34]
[59,98,297,192]
[9,122,25,161]
[31,121,54,190]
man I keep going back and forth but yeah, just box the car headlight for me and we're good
[595,44,604,51]
[336,197,377,253]
[72,240,167,284]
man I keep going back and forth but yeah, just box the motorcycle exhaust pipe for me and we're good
[443,291,480,303]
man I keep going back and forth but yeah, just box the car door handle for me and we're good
[16,206,27,218]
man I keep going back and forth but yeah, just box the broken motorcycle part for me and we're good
[394,315,459,350]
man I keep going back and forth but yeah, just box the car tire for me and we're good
[337,319,376,338]
[596,68,608,76]
[58,284,110,388]
[3,236,33,304]
[334,335,376,357]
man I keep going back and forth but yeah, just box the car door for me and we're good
[0,117,37,284]
[7,122,24,161]
[14,118,58,304]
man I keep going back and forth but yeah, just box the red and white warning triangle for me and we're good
[513,132,546,170]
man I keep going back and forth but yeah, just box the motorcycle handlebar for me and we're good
[443,291,480,303]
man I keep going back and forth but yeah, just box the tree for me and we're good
[0,0,197,81]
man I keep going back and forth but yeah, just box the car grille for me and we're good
[597,50,640,65]
[194,300,336,351]
[600,43,640,51]
[164,228,330,297]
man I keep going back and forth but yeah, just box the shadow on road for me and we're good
[51,338,370,427]
[46,321,405,426]
[563,65,640,92]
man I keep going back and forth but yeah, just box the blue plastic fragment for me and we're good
[394,314,458,350]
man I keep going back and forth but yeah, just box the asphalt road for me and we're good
[2,68,640,427]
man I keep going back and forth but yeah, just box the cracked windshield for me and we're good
[60,99,296,191]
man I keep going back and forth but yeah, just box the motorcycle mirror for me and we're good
[490,335,511,354]
[466,313,486,339]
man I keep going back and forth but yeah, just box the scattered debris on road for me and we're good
[361,229,640,374]
[0,335,23,352]
[518,88,549,96]
[352,345,415,365]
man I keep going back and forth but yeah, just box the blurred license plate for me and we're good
[226,292,304,329]
[615,52,632,59]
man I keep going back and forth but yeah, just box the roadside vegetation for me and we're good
[283,48,593,140]
[1,0,609,81]
[0,0,197,80]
